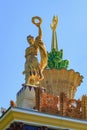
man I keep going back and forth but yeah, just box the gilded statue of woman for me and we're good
[23,16,47,85]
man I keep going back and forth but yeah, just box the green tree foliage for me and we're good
[46,49,69,69]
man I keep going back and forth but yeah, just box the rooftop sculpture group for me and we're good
[23,16,70,86]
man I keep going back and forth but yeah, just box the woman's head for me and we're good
[27,35,34,45]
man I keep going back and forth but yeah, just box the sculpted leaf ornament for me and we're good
[47,48,69,69]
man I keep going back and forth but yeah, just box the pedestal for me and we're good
[16,84,37,109]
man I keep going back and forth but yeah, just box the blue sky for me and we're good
[0,0,87,109]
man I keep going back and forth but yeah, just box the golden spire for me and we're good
[50,16,58,51]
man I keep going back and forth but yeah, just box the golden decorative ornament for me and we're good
[32,16,42,26]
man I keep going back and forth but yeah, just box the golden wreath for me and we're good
[32,16,42,26]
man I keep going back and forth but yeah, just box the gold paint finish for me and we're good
[23,16,47,85]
